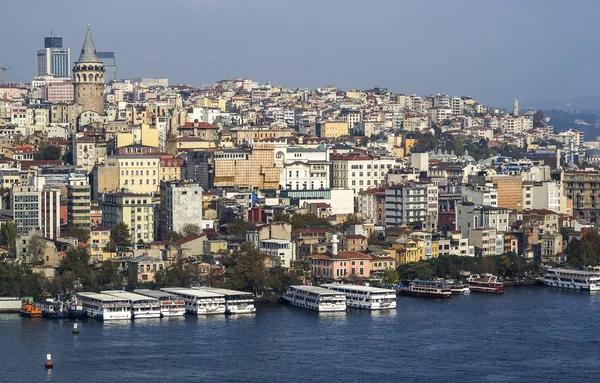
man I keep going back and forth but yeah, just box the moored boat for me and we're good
[283,285,347,312]
[67,297,85,318]
[468,274,504,294]
[400,280,452,299]
[36,299,68,318]
[19,301,42,317]
[448,280,470,295]
[539,268,600,291]
[322,283,397,310]
[0,297,22,313]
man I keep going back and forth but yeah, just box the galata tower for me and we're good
[73,25,104,115]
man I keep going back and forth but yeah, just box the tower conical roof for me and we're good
[77,24,99,62]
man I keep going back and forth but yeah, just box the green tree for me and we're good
[162,230,182,241]
[34,145,62,160]
[63,225,90,243]
[181,223,202,237]
[96,260,123,289]
[290,213,331,230]
[382,268,399,285]
[226,219,256,237]
[0,262,44,299]
[223,243,266,295]
[0,221,17,251]
[336,214,361,233]
[53,248,95,293]
[155,258,198,288]
[111,222,131,249]
[265,266,300,295]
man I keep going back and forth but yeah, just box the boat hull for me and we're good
[283,297,346,312]
[400,289,451,299]
[19,310,42,317]
[469,285,504,294]
[540,279,600,291]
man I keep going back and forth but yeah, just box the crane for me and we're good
[0,67,10,84]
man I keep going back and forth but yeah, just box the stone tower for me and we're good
[513,98,519,116]
[73,25,104,115]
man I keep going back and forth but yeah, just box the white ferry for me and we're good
[134,289,186,317]
[283,285,347,312]
[0,297,22,313]
[192,287,256,314]
[77,292,132,321]
[102,291,161,319]
[540,268,600,291]
[321,284,396,310]
[161,288,226,315]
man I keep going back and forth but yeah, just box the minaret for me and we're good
[513,98,519,116]
[73,24,104,115]
[331,233,339,257]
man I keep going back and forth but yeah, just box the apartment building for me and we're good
[469,228,497,257]
[67,173,91,231]
[315,120,349,139]
[385,182,438,231]
[455,202,510,238]
[12,184,61,239]
[159,181,203,239]
[331,151,395,195]
[358,185,386,225]
[101,192,156,245]
[563,170,600,223]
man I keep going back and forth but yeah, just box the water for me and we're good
[2,286,599,383]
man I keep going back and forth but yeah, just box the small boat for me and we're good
[67,297,85,318]
[468,274,504,294]
[449,280,470,295]
[37,299,68,318]
[400,280,452,299]
[19,302,42,317]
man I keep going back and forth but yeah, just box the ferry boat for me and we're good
[321,284,397,310]
[283,285,347,312]
[539,268,600,291]
[102,291,161,319]
[36,299,68,318]
[77,292,132,321]
[468,274,504,294]
[134,289,186,317]
[192,287,256,314]
[67,297,85,318]
[19,301,43,317]
[400,280,452,299]
[161,288,226,315]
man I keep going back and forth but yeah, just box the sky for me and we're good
[3,0,600,106]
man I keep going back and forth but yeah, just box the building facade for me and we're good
[73,26,105,115]
[101,193,156,245]
[97,51,117,82]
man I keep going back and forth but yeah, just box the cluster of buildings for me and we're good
[2,25,600,284]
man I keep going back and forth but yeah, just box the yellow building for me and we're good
[392,238,425,264]
[90,226,115,262]
[315,120,349,139]
[101,192,156,245]
[116,124,159,149]
[95,155,161,196]
[198,97,227,112]
[159,155,184,182]
[403,137,417,155]
[165,137,217,155]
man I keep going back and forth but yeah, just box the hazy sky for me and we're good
[3,0,599,105]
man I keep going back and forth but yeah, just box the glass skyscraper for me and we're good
[36,35,70,78]
[97,52,117,83]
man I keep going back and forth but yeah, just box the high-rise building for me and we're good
[159,181,203,239]
[36,34,71,78]
[97,52,117,83]
[101,192,156,245]
[11,184,61,240]
[67,173,91,231]
[73,25,105,115]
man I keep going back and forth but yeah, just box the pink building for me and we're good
[43,81,74,103]
[308,251,372,280]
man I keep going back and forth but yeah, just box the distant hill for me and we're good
[522,95,600,112]
[543,109,600,140]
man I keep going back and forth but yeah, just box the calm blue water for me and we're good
[1,286,599,383]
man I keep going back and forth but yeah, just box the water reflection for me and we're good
[317,311,347,320]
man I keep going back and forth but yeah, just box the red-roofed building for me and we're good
[331,150,396,195]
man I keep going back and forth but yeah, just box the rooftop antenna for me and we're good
[50,28,53,37]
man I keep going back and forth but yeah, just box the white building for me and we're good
[461,183,498,207]
[259,239,297,268]
[455,203,510,238]
[331,150,396,195]
[12,184,61,240]
[522,180,563,213]
[385,183,438,231]
[159,181,203,238]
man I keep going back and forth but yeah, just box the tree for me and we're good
[53,248,95,293]
[533,110,546,127]
[265,266,300,295]
[0,262,44,299]
[0,221,17,251]
[290,213,331,230]
[96,260,123,289]
[336,214,361,233]
[223,243,266,295]
[27,235,46,265]
[411,132,437,153]
[34,145,62,160]
[226,219,256,237]
[111,222,131,249]
[181,223,202,237]
[162,230,182,242]
[155,258,198,288]
[382,269,399,285]
[63,225,90,243]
